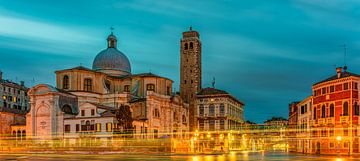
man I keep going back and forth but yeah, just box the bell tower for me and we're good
[180,27,202,131]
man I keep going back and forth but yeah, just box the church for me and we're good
[26,30,189,143]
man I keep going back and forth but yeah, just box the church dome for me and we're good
[92,32,131,76]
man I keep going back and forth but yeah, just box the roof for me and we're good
[313,71,360,86]
[0,80,28,91]
[55,66,94,73]
[197,87,244,105]
[88,102,115,111]
[197,87,228,95]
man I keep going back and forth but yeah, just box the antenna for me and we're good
[342,44,347,67]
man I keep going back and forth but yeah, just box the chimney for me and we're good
[20,81,24,86]
[336,67,342,78]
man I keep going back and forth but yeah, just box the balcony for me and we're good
[318,118,325,125]
[326,117,335,124]
[340,116,349,124]
[310,120,317,126]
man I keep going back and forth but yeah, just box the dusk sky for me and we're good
[1,0,360,123]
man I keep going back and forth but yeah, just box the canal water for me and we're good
[0,152,357,160]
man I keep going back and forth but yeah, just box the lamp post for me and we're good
[336,136,342,155]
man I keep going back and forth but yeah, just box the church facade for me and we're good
[26,31,189,143]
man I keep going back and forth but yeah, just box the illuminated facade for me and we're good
[292,66,360,155]
[26,32,189,143]
[0,71,28,137]
[310,66,360,155]
[195,87,244,132]
[180,27,202,131]
[295,96,312,153]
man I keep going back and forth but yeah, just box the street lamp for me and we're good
[336,136,342,155]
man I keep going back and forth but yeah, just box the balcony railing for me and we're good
[310,120,317,126]
[340,116,349,124]
[326,117,335,124]
[318,118,325,125]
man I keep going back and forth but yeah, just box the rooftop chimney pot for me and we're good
[336,67,342,78]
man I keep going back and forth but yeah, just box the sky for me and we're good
[0,0,360,123]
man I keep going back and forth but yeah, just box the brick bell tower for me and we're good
[180,27,202,131]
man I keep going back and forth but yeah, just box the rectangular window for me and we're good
[344,128,348,136]
[96,123,101,132]
[321,129,327,137]
[355,83,358,90]
[91,109,95,116]
[106,123,112,132]
[76,124,80,132]
[84,78,93,92]
[81,110,85,116]
[322,87,326,94]
[209,120,215,131]
[344,83,349,90]
[220,119,225,130]
[329,128,334,136]
[330,86,334,93]
[124,85,130,92]
[65,124,71,133]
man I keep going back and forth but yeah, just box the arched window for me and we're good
[313,108,316,119]
[86,120,91,131]
[199,105,204,116]
[184,43,188,50]
[220,103,225,115]
[355,102,359,116]
[22,130,26,138]
[209,104,215,116]
[343,102,349,116]
[17,130,21,138]
[63,75,69,89]
[330,104,334,117]
[321,105,326,118]
[62,104,72,114]
[146,84,155,92]
[182,115,186,123]
[12,130,16,137]
[84,78,92,92]
[189,42,193,49]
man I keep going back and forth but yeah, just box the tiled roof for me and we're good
[88,102,114,111]
[197,87,228,95]
[0,80,28,91]
[313,71,360,86]
[55,66,94,73]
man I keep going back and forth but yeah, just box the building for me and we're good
[194,87,244,151]
[295,96,312,154]
[310,66,360,155]
[288,102,299,152]
[291,66,360,155]
[180,27,202,131]
[0,71,29,138]
[26,31,189,144]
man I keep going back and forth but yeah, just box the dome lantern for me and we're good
[107,27,117,48]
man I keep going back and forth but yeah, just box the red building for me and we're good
[311,66,360,155]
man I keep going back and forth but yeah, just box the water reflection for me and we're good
[0,152,354,161]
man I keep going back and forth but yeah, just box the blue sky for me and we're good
[0,0,360,123]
